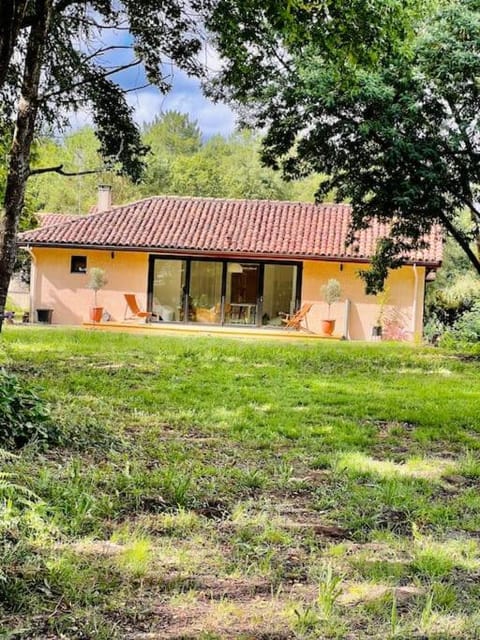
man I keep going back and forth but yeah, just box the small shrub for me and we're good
[0,369,56,449]
[441,301,480,346]
[321,278,342,318]
[87,267,108,307]
[423,314,445,344]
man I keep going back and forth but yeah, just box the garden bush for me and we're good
[440,301,480,349]
[0,368,56,449]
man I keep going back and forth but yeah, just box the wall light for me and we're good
[228,263,243,274]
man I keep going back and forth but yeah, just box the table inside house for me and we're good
[230,303,257,324]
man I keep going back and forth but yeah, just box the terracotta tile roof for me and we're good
[20,196,443,265]
[36,212,80,227]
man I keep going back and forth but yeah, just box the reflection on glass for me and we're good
[226,263,259,325]
[190,261,223,323]
[263,264,297,326]
[152,259,186,322]
[151,259,298,327]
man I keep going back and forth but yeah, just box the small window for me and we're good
[71,255,87,273]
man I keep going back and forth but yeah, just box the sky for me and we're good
[71,24,238,140]
[126,71,237,140]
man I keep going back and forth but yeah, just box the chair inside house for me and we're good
[280,303,313,331]
[124,293,153,322]
[194,302,232,324]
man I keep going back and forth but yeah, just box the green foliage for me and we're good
[87,267,108,308]
[140,111,202,195]
[208,0,480,289]
[322,279,342,306]
[317,563,342,619]
[143,111,202,158]
[26,119,323,215]
[322,278,342,317]
[88,267,108,292]
[1,1,210,181]
[0,368,55,449]
[443,302,480,345]
[28,128,140,214]
[142,128,297,201]
[424,232,480,341]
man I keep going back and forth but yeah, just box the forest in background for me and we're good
[26,111,320,216]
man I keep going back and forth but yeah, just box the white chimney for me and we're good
[97,185,112,212]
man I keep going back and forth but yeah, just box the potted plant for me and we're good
[321,278,342,335]
[88,267,108,322]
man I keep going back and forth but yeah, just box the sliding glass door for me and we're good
[149,257,300,327]
[262,264,298,326]
[151,259,186,322]
[190,261,223,324]
[225,263,260,325]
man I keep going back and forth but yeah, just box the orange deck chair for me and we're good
[281,303,313,331]
[124,294,153,322]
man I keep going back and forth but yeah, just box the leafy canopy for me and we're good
[27,117,317,211]
[208,0,480,291]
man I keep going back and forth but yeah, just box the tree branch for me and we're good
[124,83,151,93]
[464,198,480,222]
[440,213,480,276]
[29,164,102,177]
[79,18,131,31]
[444,96,480,163]
[40,59,142,101]
[81,45,134,65]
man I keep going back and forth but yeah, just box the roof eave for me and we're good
[18,241,442,268]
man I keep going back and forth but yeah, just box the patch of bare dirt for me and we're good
[54,540,125,556]
[339,583,423,606]
[275,501,351,539]
[130,594,294,640]
[189,576,273,600]
[194,499,231,520]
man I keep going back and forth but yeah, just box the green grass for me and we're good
[1,328,480,639]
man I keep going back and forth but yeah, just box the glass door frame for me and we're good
[148,255,303,327]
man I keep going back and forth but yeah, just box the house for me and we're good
[18,187,443,339]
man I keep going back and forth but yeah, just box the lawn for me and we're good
[1,328,480,639]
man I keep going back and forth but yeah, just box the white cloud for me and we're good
[127,79,237,138]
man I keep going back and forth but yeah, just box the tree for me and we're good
[0,0,210,330]
[207,0,480,292]
[143,111,202,157]
[25,120,319,209]
[168,131,293,199]
[29,128,139,213]
[141,111,202,195]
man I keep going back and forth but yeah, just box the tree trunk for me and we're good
[0,0,52,332]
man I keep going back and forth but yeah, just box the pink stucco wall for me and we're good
[30,248,426,340]
[31,248,149,324]
[302,260,426,340]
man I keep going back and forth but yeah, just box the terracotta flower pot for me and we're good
[90,307,103,322]
[321,319,335,336]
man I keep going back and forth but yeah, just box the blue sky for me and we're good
[72,28,237,140]
[126,70,237,139]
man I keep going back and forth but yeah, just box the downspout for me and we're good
[412,263,419,338]
[342,298,351,340]
[24,246,36,323]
